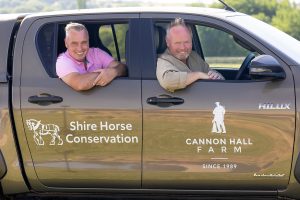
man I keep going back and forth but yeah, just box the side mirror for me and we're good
[249,55,286,80]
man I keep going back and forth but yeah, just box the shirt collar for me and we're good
[65,50,89,66]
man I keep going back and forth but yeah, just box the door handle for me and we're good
[147,95,184,107]
[28,93,63,106]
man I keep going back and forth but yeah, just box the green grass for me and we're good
[206,56,244,69]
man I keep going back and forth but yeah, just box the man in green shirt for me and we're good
[156,18,224,92]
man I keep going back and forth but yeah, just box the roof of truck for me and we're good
[24,6,245,19]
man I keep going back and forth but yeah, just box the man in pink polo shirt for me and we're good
[56,22,127,91]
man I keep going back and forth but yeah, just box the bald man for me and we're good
[156,18,224,92]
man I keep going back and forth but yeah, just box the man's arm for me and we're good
[93,61,127,87]
[61,72,100,91]
[157,58,188,92]
[157,58,210,92]
[108,60,127,77]
[185,71,210,86]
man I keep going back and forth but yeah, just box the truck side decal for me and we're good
[211,102,226,134]
[26,119,63,146]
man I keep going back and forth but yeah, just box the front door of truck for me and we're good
[14,15,142,189]
[141,15,295,190]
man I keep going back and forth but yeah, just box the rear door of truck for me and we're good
[12,12,142,190]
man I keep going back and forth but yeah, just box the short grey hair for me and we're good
[65,22,88,38]
[166,18,192,39]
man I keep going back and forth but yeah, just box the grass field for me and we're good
[206,56,244,69]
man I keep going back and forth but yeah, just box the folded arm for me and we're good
[93,61,127,87]
[61,72,100,91]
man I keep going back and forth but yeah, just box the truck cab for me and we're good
[1,7,300,199]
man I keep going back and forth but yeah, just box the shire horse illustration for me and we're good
[26,119,63,145]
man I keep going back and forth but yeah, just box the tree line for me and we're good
[209,0,300,40]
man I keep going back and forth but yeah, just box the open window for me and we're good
[153,21,261,81]
[36,21,129,78]
[194,24,260,80]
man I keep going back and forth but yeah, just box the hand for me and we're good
[93,68,117,86]
[197,72,210,80]
[208,70,224,80]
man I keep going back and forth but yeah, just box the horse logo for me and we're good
[26,119,63,146]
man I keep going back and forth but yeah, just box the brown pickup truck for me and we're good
[1,5,300,199]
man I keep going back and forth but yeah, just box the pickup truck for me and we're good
[1,6,300,199]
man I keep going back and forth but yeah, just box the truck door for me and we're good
[141,15,295,190]
[13,15,142,189]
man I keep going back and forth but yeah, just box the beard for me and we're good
[174,51,190,61]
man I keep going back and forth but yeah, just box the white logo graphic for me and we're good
[211,102,226,134]
[258,103,291,110]
[26,119,63,146]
